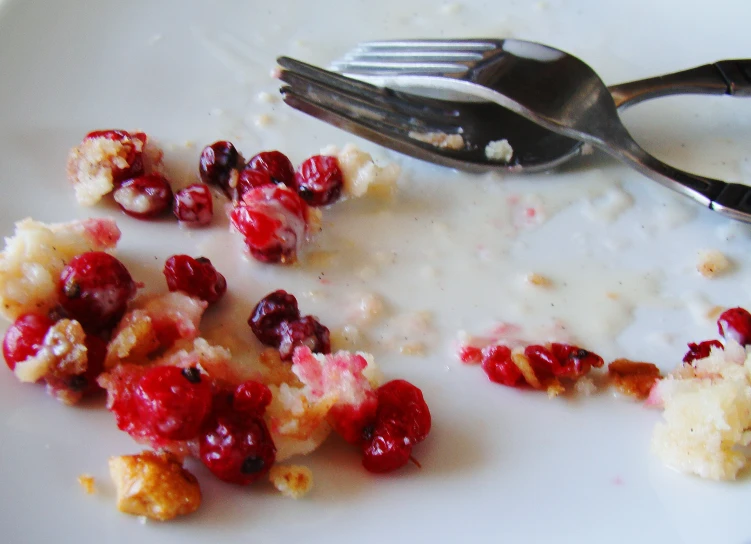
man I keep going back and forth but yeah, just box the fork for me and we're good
[280,39,751,223]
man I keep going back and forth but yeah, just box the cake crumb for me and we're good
[269,465,314,499]
[574,376,597,396]
[526,273,552,288]
[255,114,273,128]
[696,249,731,278]
[257,91,276,104]
[400,342,427,356]
[78,474,96,494]
[608,359,661,400]
[484,139,513,163]
[409,131,465,150]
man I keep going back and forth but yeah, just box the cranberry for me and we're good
[277,316,331,360]
[99,363,149,438]
[2,313,53,371]
[59,252,137,331]
[549,343,604,379]
[84,130,147,184]
[294,155,343,207]
[248,290,300,346]
[362,379,431,473]
[247,151,295,186]
[232,380,273,415]
[458,345,483,364]
[236,169,275,201]
[113,174,173,219]
[481,345,523,387]
[229,185,309,263]
[717,307,751,346]
[135,366,213,440]
[199,141,241,196]
[683,340,724,364]
[199,403,276,485]
[174,184,213,226]
[163,255,227,305]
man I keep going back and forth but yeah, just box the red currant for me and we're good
[199,141,241,196]
[247,151,295,186]
[59,252,137,331]
[174,184,213,226]
[277,316,331,361]
[248,290,300,346]
[481,345,522,387]
[113,174,173,219]
[236,169,275,201]
[163,255,227,305]
[294,155,343,207]
[232,380,273,415]
[549,343,604,378]
[683,340,724,364]
[717,307,751,346]
[2,313,53,371]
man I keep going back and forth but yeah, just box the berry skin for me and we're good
[717,307,751,346]
[232,380,273,415]
[236,169,275,201]
[277,316,331,360]
[163,255,227,305]
[248,290,301,347]
[174,184,213,226]
[199,141,241,196]
[59,252,137,332]
[85,129,147,184]
[229,185,309,263]
[683,340,724,364]
[548,343,604,379]
[481,345,523,387]
[113,174,173,219]
[294,155,344,207]
[2,313,53,371]
[199,403,276,485]
[246,151,295,186]
[135,366,213,440]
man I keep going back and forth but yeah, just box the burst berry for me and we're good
[85,129,147,184]
[229,185,309,263]
[199,141,241,196]
[59,252,137,331]
[174,184,213,226]
[199,402,276,485]
[277,316,331,360]
[549,343,604,378]
[481,345,523,387]
[294,155,343,207]
[683,340,724,364]
[113,174,173,219]
[246,151,295,186]
[236,169,275,201]
[362,379,431,473]
[717,307,751,346]
[135,366,213,440]
[248,290,300,346]
[2,313,53,371]
[233,380,273,415]
[163,255,227,305]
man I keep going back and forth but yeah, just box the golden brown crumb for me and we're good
[608,359,662,400]
[510,350,542,389]
[269,465,314,499]
[526,273,552,287]
[696,249,731,278]
[78,474,96,494]
[109,451,201,521]
[399,342,427,356]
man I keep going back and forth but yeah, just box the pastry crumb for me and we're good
[78,474,96,494]
[484,139,513,163]
[574,376,597,396]
[697,249,731,278]
[269,465,314,499]
[525,273,552,288]
[408,131,465,150]
[608,359,661,400]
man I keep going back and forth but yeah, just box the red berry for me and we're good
[199,407,276,485]
[2,313,53,371]
[113,174,173,219]
[174,184,213,226]
[481,345,522,387]
[523,344,557,381]
[229,185,309,263]
[549,343,604,379]
[248,290,300,346]
[717,307,751,346]
[59,252,137,331]
[84,130,147,184]
[362,379,431,473]
[73,334,108,395]
[233,381,272,415]
[135,366,213,440]
[458,345,483,364]
[247,151,295,186]
[163,255,227,305]
[236,169,275,201]
[99,363,149,437]
[683,340,724,364]
[277,316,331,360]
[199,141,241,196]
[294,155,343,207]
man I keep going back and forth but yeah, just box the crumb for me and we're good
[109,451,201,521]
[608,359,661,399]
[400,342,427,356]
[257,91,276,104]
[255,114,273,127]
[526,273,552,287]
[269,465,314,499]
[78,474,96,494]
[697,249,731,278]
[574,376,597,396]
[408,131,465,150]
[321,144,400,198]
[484,139,513,163]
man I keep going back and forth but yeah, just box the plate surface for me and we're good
[1,0,750,543]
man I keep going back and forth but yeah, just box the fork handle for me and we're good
[609,59,751,109]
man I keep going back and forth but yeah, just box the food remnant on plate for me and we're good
[484,139,513,163]
[269,465,314,498]
[525,273,553,288]
[408,131,465,151]
[320,144,400,198]
[696,249,732,278]
[607,359,662,400]
[109,451,201,521]
[77,474,96,494]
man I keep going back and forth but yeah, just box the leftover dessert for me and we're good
[269,465,314,499]
[484,139,513,163]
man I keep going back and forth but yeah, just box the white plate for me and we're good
[1,0,751,542]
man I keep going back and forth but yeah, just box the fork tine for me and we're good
[331,59,468,75]
[355,39,499,51]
